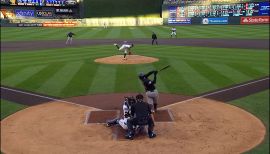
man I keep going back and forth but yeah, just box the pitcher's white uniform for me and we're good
[114,41,134,60]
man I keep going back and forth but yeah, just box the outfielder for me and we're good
[171,27,177,38]
[66,32,75,45]
[138,70,159,113]
[114,41,134,60]
[106,96,136,130]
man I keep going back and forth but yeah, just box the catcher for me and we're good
[106,96,136,130]
[114,41,134,60]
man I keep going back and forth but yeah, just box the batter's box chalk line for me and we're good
[84,109,174,125]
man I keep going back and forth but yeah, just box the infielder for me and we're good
[171,27,177,38]
[114,41,134,60]
[138,70,159,113]
[66,32,75,45]
[106,96,136,130]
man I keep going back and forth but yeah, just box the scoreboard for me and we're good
[169,1,269,18]
[1,0,78,6]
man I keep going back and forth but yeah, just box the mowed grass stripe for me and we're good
[60,60,99,97]
[153,59,196,95]
[91,27,112,38]
[114,65,142,92]
[129,27,147,38]
[1,65,47,87]
[205,62,252,84]
[252,66,270,75]
[1,45,114,59]
[37,61,84,97]
[169,60,217,94]
[186,60,235,88]
[227,63,266,78]
[1,66,25,81]
[76,28,104,39]
[15,63,66,91]
[2,49,112,64]
[120,26,133,38]
[105,27,121,38]
[88,64,117,94]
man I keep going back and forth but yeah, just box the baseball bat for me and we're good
[158,65,170,72]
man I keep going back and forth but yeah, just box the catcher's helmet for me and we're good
[136,94,144,100]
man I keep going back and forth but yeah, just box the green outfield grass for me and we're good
[1,45,269,97]
[1,25,269,42]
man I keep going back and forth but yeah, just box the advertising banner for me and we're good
[55,8,73,13]
[168,18,191,24]
[241,16,269,24]
[202,17,228,24]
[259,2,269,16]
[15,9,35,18]
[17,23,43,27]
[43,21,77,27]
[36,10,53,17]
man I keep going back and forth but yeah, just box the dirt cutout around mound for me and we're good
[1,98,265,154]
[94,55,159,64]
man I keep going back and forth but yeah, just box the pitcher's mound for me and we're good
[94,55,159,64]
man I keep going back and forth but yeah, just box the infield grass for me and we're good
[0,99,27,120]
[1,25,269,42]
[1,45,268,97]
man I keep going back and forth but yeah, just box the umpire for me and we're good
[126,94,156,140]
[151,32,158,45]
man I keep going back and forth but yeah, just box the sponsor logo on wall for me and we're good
[15,9,35,17]
[241,16,269,24]
[43,21,77,27]
[202,17,228,24]
[168,18,191,24]
[55,8,73,13]
[36,10,53,17]
[17,23,43,27]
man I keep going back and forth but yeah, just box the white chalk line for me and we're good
[160,77,269,109]
[0,86,99,110]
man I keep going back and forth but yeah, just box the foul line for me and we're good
[161,77,269,109]
[0,86,99,110]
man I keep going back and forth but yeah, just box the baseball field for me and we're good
[1,25,269,154]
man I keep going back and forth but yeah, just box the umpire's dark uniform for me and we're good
[126,94,156,140]
[152,32,158,45]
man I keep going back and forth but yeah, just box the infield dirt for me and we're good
[1,97,266,154]
[94,55,159,64]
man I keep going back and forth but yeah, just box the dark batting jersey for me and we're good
[139,71,157,92]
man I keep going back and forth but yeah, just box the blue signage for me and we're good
[168,18,191,24]
[202,17,228,25]
[259,2,269,16]
[15,10,35,17]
